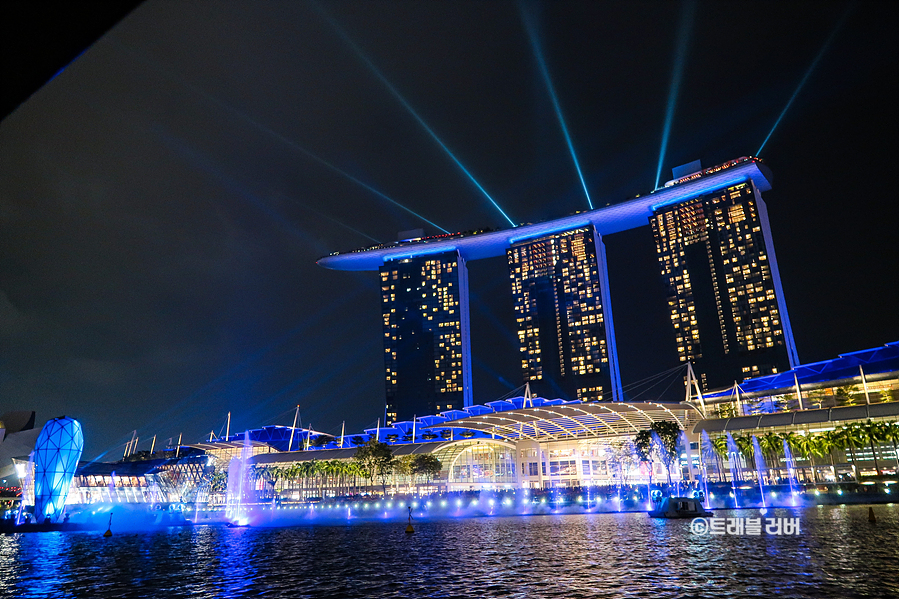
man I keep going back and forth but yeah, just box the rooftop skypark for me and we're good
[317,156,770,271]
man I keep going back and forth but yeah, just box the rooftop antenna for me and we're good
[288,405,300,452]
[730,381,746,417]
[685,363,706,417]
[127,430,137,457]
[793,372,805,410]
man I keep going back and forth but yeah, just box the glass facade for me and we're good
[448,443,517,486]
[506,226,620,401]
[380,251,472,424]
[651,181,798,390]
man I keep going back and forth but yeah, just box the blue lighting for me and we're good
[654,0,697,190]
[32,417,84,522]
[317,6,515,227]
[284,193,381,243]
[117,42,446,234]
[756,8,850,156]
[509,220,591,244]
[290,148,450,234]
[520,4,593,209]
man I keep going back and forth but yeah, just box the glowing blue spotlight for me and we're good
[114,41,447,234]
[756,8,850,156]
[316,5,515,227]
[654,0,697,190]
[521,4,593,209]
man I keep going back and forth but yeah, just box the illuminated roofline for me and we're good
[317,158,772,271]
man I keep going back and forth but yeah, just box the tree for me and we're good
[835,385,861,407]
[816,430,841,479]
[393,455,416,493]
[882,422,899,472]
[411,454,442,493]
[310,434,332,448]
[755,432,779,483]
[859,421,886,476]
[354,439,395,494]
[634,430,659,487]
[833,425,866,479]
[208,470,228,494]
[717,403,737,418]
[790,433,819,483]
[607,439,639,487]
[633,422,682,487]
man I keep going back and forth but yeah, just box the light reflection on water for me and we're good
[2,504,897,598]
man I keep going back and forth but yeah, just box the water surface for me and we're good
[2,504,897,598]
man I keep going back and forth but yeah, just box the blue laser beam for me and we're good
[158,129,334,252]
[520,2,594,209]
[756,8,851,156]
[280,192,382,243]
[314,4,516,227]
[87,292,365,460]
[111,40,448,234]
[654,0,697,190]
[240,116,449,233]
[188,86,450,234]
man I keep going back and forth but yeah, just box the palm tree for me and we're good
[860,421,887,476]
[835,425,867,480]
[881,422,899,472]
[791,433,819,483]
[761,432,784,482]
[780,432,805,483]
[734,434,755,480]
[834,385,861,407]
[711,436,729,482]
[816,430,841,481]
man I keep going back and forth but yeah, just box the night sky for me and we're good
[1,1,896,459]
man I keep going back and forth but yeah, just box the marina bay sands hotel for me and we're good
[318,157,799,424]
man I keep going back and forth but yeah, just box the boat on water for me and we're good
[648,496,712,519]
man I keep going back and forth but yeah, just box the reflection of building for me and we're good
[651,179,798,390]
[380,251,472,424]
[507,226,621,401]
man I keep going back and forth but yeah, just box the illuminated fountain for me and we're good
[225,432,256,526]
[751,435,768,513]
[683,430,710,508]
[699,431,722,507]
[725,433,742,508]
[782,440,800,506]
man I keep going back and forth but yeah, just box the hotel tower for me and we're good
[650,177,798,390]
